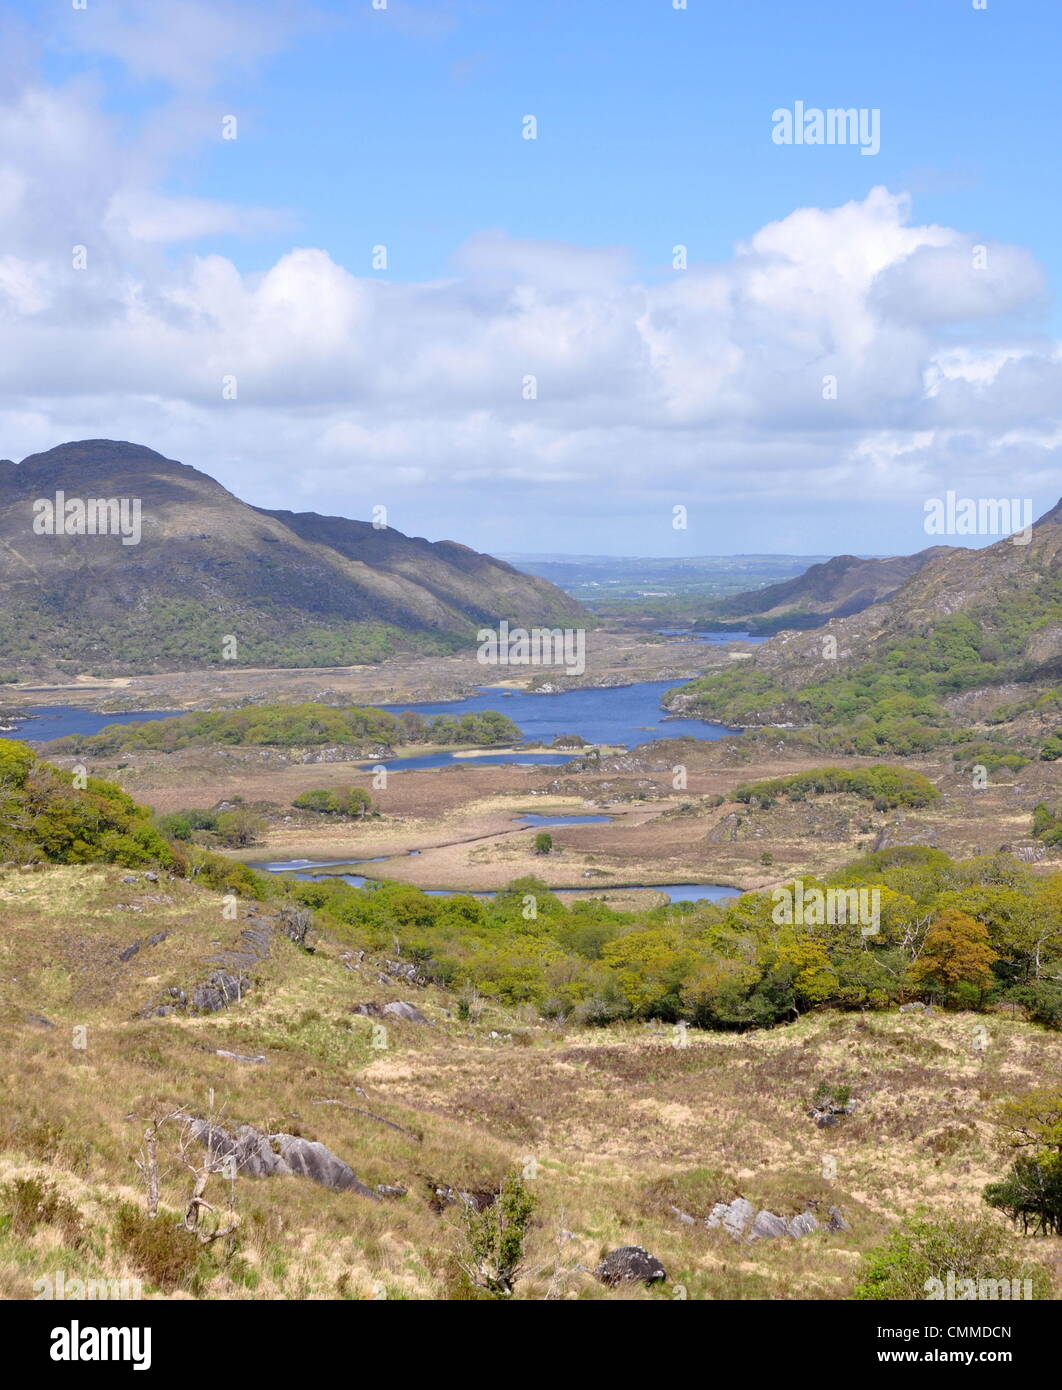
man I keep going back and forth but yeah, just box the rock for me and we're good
[119,941,141,962]
[215,1049,267,1064]
[25,1012,55,1029]
[825,1205,850,1233]
[190,1120,378,1198]
[190,970,249,1013]
[595,1246,666,1287]
[352,1000,427,1024]
[706,1196,755,1236]
[382,958,423,985]
[429,1182,497,1214]
[900,1001,933,1014]
[787,1211,819,1237]
[376,1184,407,1199]
[669,1205,696,1225]
[749,1210,789,1241]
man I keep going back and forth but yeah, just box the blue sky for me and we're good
[3,0,1060,555]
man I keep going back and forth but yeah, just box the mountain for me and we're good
[668,498,1062,752]
[695,548,953,632]
[0,440,586,675]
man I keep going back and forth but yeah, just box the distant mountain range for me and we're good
[668,496,1062,742]
[695,548,955,632]
[0,440,585,676]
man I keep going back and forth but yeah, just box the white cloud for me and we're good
[0,19,1059,551]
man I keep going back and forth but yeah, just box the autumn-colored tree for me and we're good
[908,908,997,996]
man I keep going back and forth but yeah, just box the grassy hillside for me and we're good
[667,511,1062,758]
[1,742,1060,1301]
[1,861,1060,1301]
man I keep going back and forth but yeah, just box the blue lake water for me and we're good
[9,706,182,742]
[515,813,613,826]
[656,629,768,645]
[257,858,738,904]
[378,681,733,761]
[6,681,731,766]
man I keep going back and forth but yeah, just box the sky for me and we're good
[1,0,1060,556]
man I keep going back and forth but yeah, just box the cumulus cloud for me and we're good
[0,15,1059,551]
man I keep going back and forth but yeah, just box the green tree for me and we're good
[458,1170,536,1297]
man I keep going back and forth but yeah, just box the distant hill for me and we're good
[693,548,953,633]
[0,440,586,675]
[668,499,1062,755]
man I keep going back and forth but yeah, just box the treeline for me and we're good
[49,703,520,755]
[731,765,939,811]
[278,846,1062,1031]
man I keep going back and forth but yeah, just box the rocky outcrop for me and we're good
[189,1120,378,1198]
[353,1000,428,1024]
[704,1198,848,1241]
[138,918,275,1017]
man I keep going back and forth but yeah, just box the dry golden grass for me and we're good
[1,864,1059,1301]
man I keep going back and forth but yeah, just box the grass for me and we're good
[0,863,1059,1300]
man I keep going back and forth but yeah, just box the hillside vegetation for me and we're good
[0,440,586,676]
[669,509,1062,758]
[2,744,1060,1301]
[48,703,520,756]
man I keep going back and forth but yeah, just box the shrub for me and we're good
[214,809,267,847]
[293,786,376,818]
[1,1176,83,1244]
[112,1203,207,1293]
[533,832,553,856]
[458,1172,536,1297]
[854,1212,1053,1300]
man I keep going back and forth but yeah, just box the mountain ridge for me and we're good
[0,440,587,676]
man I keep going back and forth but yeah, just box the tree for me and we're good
[214,809,266,847]
[458,1170,536,1297]
[533,831,553,855]
[908,908,997,1000]
[984,1088,1062,1236]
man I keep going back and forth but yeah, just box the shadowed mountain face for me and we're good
[697,548,954,631]
[0,440,586,675]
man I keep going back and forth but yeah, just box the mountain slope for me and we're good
[0,440,586,675]
[668,499,1062,754]
[696,548,953,632]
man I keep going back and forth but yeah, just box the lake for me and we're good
[256,857,738,904]
[6,680,734,769]
[656,629,768,645]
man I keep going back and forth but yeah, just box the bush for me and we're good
[855,1212,1053,1300]
[533,832,553,856]
[1,1176,83,1244]
[293,786,376,818]
[214,809,267,848]
[458,1172,536,1297]
[112,1203,208,1293]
